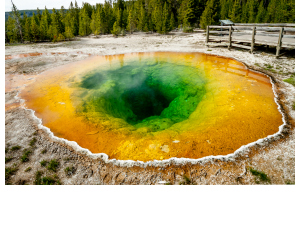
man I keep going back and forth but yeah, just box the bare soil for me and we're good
[5,31,295,185]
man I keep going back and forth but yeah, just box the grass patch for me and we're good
[292,102,295,110]
[41,176,57,185]
[25,167,32,172]
[34,173,61,185]
[16,179,27,185]
[5,157,13,163]
[264,64,278,73]
[5,147,9,153]
[47,159,59,172]
[179,175,195,185]
[5,167,18,181]
[285,180,295,185]
[64,166,76,176]
[11,145,21,151]
[21,149,31,162]
[34,171,43,185]
[40,160,48,167]
[283,77,295,86]
[249,168,271,184]
[264,64,273,69]
[41,149,47,154]
[29,138,37,146]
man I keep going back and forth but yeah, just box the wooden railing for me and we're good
[205,23,295,57]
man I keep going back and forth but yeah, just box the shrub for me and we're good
[34,171,43,185]
[40,160,48,167]
[284,77,295,86]
[64,166,76,176]
[11,145,21,151]
[21,150,31,162]
[179,175,195,185]
[183,25,193,33]
[57,34,65,42]
[41,176,57,185]
[249,168,271,183]
[25,167,32,172]
[5,157,13,163]
[5,167,18,181]
[47,160,59,172]
[29,138,37,146]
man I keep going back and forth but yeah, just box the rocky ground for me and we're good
[4,31,295,185]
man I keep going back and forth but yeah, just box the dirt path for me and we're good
[5,31,295,185]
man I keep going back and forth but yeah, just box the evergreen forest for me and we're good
[5,0,295,43]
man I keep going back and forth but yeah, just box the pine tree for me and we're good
[90,10,97,34]
[74,1,80,35]
[276,0,291,23]
[36,8,42,23]
[122,8,128,31]
[229,0,242,23]
[99,7,107,34]
[162,2,169,34]
[248,0,258,23]
[255,1,266,23]
[112,21,121,36]
[79,8,91,36]
[241,1,249,23]
[153,3,163,33]
[50,9,60,41]
[23,16,32,41]
[31,12,39,41]
[183,0,195,27]
[220,0,229,20]
[64,12,75,39]
[287,0,295,23]
[169,12,176,31]
[127,8,134,33]
[116,8,123,29]
[39,11,49,41]
[138,5,146,31]
[264,0,278,23]
[6,15,18,43]
[148,12,154,33]
[200,0,220,29]
[21,12,28,34]
[43,7,52,27]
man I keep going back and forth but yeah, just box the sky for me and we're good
[5,0,105,11]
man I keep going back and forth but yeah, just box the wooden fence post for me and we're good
[206,26,209,46]
[251,26,256,53]
[276,27,284,57]
[228,26,232,49]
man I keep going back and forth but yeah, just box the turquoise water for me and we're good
[73,59,208,132]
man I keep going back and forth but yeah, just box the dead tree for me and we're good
[10,0,23,43]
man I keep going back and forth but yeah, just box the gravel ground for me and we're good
[5,31,295,185]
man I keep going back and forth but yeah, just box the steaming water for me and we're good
[20,52,283,161]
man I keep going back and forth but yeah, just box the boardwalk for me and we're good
[206,23,295,57]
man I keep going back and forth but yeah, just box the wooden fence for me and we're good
[205,23,295,57]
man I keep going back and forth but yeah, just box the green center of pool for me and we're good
[74,60,208,132]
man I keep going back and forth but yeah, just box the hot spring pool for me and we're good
[20,52,283,161]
